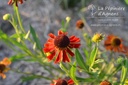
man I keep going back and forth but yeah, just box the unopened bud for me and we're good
[3,14,11,20]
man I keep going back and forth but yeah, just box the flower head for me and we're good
[0,57,11,79]
[51,78,74,85]
[8,0,24,7]
[100,80,112,85]
[104,34,125,52]
[43,30,80,63]
[76,20,84,29]
[92,33,104,43]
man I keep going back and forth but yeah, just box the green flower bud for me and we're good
[3,14,11,20]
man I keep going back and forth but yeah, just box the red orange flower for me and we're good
[122,46,128,56]
[100,80,112,85]
[43,30,80,63]
[104,34,125,52]
[8,0,24,7]
[0,57,11,79]
[76,20,84,29]
[51,78,74,85]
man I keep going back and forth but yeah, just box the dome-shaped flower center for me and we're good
[56,79,68,85]
[54,35,70,49]
[0,64,6,73]
[112,38,121,46]
[76,20,84,29]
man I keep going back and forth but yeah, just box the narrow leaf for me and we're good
[30,25,41,50]
[89,46,98,68]
[75,49,88,71]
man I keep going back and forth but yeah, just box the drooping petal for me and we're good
[19,0,23,4]
[49,33,56,39]
[69,35,76,40]
[44,43,54,47]
[0,73,6,79]
[47,51,56,61]
[66,48,74,57]
[63,50,70,62]
[2,58,11,66]
[8,0,12,5]
[47,39,54,43]
[69,44,81,48]
[55,51,63,63]
[70,37,80,42]
[43,47,55,53]
[58,30,64,35]
[68,79,74,84]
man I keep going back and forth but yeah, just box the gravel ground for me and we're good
[0,0,128,85]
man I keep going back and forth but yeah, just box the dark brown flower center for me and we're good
[76,20,84,29]
[54,35,70,49]
[0,64,6,73]
[112,38,121,46]
[56,79,68,85]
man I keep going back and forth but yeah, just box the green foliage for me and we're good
[30,25,41,50]
[120,59,128,85]
[125,0,128,5]
[75,49,88,71]
[0,2,128,85]
[88,45,98,69]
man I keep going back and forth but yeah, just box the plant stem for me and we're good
[15,6,25,33]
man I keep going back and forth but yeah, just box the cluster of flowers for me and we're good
[2,0,127,85]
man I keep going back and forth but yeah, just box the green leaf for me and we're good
[76,77,96,82]
[75,49,88,71]
[88,46,98,68]
[10,33,25,39]
[120,59,128,85]
[22,75,42,82]
[59,63,69,74]
[83,48,89,58]
[10,53,28,62]
[70,62,77,83]
[30,25,41,50]
[125,0,128,5]
[94,59,104,64]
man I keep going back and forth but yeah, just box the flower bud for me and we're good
[3,14,11,21]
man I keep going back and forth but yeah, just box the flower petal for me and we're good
[69,44,81,48]
[8,0,12,5]
[47,51,56,61]
[66,48,74,57]
[55,51,63,63]
[70,37,80,42]
[43,47,55,53]
[58,30,63,35]
[63,50,70,62]
[0,73,6,79]
[49,33,56,38]
[68,79,74,84]
[2,58,11,66]
[19,0,23,4]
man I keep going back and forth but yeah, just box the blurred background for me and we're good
[0,0,128,85]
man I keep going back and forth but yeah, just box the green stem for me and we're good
[15,6,25,33]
